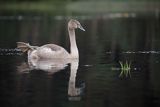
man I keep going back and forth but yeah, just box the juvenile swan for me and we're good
[17,19,85,59]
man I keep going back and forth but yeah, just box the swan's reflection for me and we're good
[17,58,84,101]
[28,58,69,74]
[68,60,85,101]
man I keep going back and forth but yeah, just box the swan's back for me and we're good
[36,44,70,59]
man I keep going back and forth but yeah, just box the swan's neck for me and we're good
[68,28,79,58]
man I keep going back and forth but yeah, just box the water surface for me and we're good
[0,14,160,107]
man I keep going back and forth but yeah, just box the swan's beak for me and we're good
[78,25,85,31]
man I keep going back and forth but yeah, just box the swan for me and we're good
[17,19,85,59]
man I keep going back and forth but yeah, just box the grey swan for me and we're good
[17,19,85,59]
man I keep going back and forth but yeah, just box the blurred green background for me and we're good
[0,0,160,15]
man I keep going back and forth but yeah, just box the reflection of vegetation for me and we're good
[119,61,131,78]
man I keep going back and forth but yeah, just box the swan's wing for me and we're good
[37,44,70,58]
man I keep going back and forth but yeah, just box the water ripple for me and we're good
[106,51,160,54]
[0,48,22,56]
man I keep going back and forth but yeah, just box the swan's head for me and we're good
[68,19,85,31]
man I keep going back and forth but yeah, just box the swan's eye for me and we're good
[77,23,81,27]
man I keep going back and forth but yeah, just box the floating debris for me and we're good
[84,64,93,67]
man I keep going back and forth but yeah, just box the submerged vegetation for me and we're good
[119,61,131,78]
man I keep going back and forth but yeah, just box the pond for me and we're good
[0,13,160,107]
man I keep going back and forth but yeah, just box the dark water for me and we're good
[0,14,160,107]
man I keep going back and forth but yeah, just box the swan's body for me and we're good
[17,19,85,59]
[28,44,70,59]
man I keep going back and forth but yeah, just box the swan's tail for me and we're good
[16,42,33,53]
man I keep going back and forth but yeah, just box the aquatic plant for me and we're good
[119,61,131,77]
